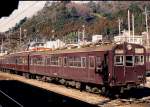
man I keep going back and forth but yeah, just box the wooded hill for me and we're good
[1,1,150,52]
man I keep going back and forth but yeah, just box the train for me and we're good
[0,42,147,96]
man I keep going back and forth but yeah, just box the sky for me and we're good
[0,1,47,32]
[0,1,91,33]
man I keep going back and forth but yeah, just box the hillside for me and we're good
[1,1,150,52]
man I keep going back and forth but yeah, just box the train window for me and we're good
[17,57,23,64]
[31,58,37,65]
[96,57,101,66]
[31,57,44,65]
[68,57,74,67]
[67,56,82,68]
[58,57,62,66]
[89,56,95,68]
[36,57,45,65]
[46,57,51,65]
[96,56,102,70]
[126,56,134,66]
[74,57,81,67]
[51,56,58,66]
[114,55,124,66]
[81,57,86,68]
[63,57,67,66]
[135,55,144,65]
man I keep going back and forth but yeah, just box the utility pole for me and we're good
[118,18,121,36]
[82,25,85,42]
[77,30,80,44]
[132,13,135,43]
[20,27,22,45]
[145,7,149,47]
[128,10,131,43]
[1,38,3,53]
[8,30,11,46]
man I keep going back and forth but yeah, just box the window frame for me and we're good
[114,55,124,66]
[31,56,45,66]
[89,56,95,69]
[81,57,86,68]
[134,55,144,65]
[63,57,68,67]
[50,55,59,66]
[125,55,134,67]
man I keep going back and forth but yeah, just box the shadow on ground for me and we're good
[0,80,97,107]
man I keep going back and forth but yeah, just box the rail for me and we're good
[0,89,24,107]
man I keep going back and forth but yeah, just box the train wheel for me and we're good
[80,83,86,92]
[75,82,81,89]
[101,86,106,95]
[65,81,69,88]
[101,86,110,97]
[120,87,124,94]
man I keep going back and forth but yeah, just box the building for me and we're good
[92,35,103,43]
[28,39,65,51]
[114,30,143,45]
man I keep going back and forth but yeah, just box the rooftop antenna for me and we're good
[128,9,131,43]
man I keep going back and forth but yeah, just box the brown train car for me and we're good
[3,51,30,74]
[29,42,146,92]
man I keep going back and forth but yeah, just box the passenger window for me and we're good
[36,57,45,65]
[135,55,144,65]
[81,57,86,67]
[58,57,62,66]
[96,56,101,67]
[126,56,133,66]
[64,57,67,66]
[89,56,95,68]
[115,55,124,66]
[46,57,51,65]
[51,56,58,66]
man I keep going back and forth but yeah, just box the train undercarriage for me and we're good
[0,67,144,98]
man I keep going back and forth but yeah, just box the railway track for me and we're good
[0,89,23,107]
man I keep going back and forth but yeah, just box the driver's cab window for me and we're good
[126,56,134,66]
[114,55,124,66]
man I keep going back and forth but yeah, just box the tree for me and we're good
[87,1,97,13]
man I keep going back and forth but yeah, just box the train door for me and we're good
[125,55,137,83]
[102,53,109,83]
[88,56,95,81]
[114,55,125,84]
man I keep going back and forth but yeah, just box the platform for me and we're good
[0,72,110,105]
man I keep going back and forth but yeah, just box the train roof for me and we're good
[1,42,145,57]
[31,43,115,55]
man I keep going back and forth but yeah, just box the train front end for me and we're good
[111,42,146,90]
